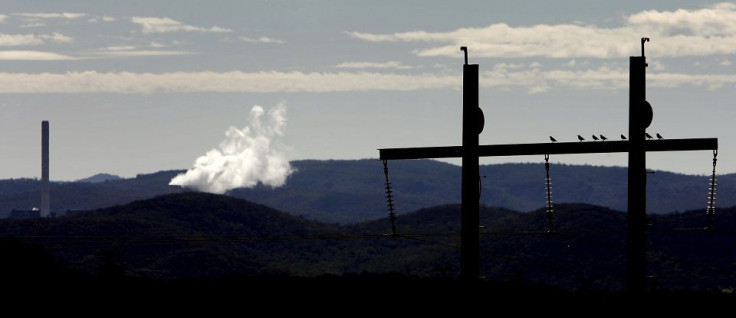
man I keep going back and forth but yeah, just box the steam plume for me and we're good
[169,102,293,194]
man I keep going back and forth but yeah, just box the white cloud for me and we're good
[88,45,193,57]
[0,33,43,46]
[0,71,458,94]
[0,67,732,94]
[42,32,72,43]
[19,22,47,28]
[721,59,732,66]
[105,46,137,51]
[565,60,590,67]
[149,41,165,48]
[0,14,7,23]
[93,50,193,57]
[87,16,117,24]
[648,60,666,71]
[347,3,736,58]
[0,51,76,60]
[14,13,86,20]
[0,32,72,46]
[240,36,285,44]
[484,67,630,93]
[42,33,73,43]
[335,61,412,69]
[627,2,736,37]
[492,62,526,70]
[131,16,232,34]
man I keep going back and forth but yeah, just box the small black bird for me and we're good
[621,134,627,140]
[656,133,663,140]
[591,135,599,141]
[549,136,557,143]
[600,134,607,141]
[645,132,653,139]
[577,135,585,142]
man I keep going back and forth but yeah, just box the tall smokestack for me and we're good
[41,120,49,217]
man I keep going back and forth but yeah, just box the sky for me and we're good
[0,0,734,181]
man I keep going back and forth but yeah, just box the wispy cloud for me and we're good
[0,14,7,23]
[86,45,193,57]
[87,16,117,24]
[347,3,736,58]
[0,71,456,93]
[627,2,736,37]
[14,12,86,20]
[19,22,47,28]
[0,34,42,46]
[105,50,193,57]
[335,61,412,69]
[104,46,137,51]
[100,50,193,57]
[0,67,732,94]
[239,36,285,44]
[0,51,76,60]
[14,13,117,25]
[42,33,72,43]
[131,16,232,34]
[0,33,73,46]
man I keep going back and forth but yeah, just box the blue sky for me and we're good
[0,0,734,181]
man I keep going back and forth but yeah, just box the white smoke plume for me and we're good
[169,102,294,194]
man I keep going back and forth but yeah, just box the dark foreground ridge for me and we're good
[1,192,735,312]
[11,272,736,310]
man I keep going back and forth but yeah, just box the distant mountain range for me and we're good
[0,192,733,292]
[1,159,734,224]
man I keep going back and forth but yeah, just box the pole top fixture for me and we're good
[460,46,468,65]
[641,37,649,57]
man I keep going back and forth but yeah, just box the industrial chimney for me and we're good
[41,120,50,217]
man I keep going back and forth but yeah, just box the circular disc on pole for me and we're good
[641,101,653,129]
[476,107,484,134]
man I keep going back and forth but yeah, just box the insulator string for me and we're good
[382,159,398,235]
[706,149,718,230]
[544,154,555,233]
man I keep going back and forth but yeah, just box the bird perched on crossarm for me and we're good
[656,133,663,140]
[621,134,627,140]
[592,135,599,141]
[549,136,557,143]
[645,133,653,139]
[600,134,607,141]
[577,135,585,142]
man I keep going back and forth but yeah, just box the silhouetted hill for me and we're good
[0,192,340,279]
[0,192,733,293]
[1,160,735,224]
[75,173,122,183]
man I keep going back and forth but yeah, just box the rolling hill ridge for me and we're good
[1,159,734,224]
[0,192,733,292]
